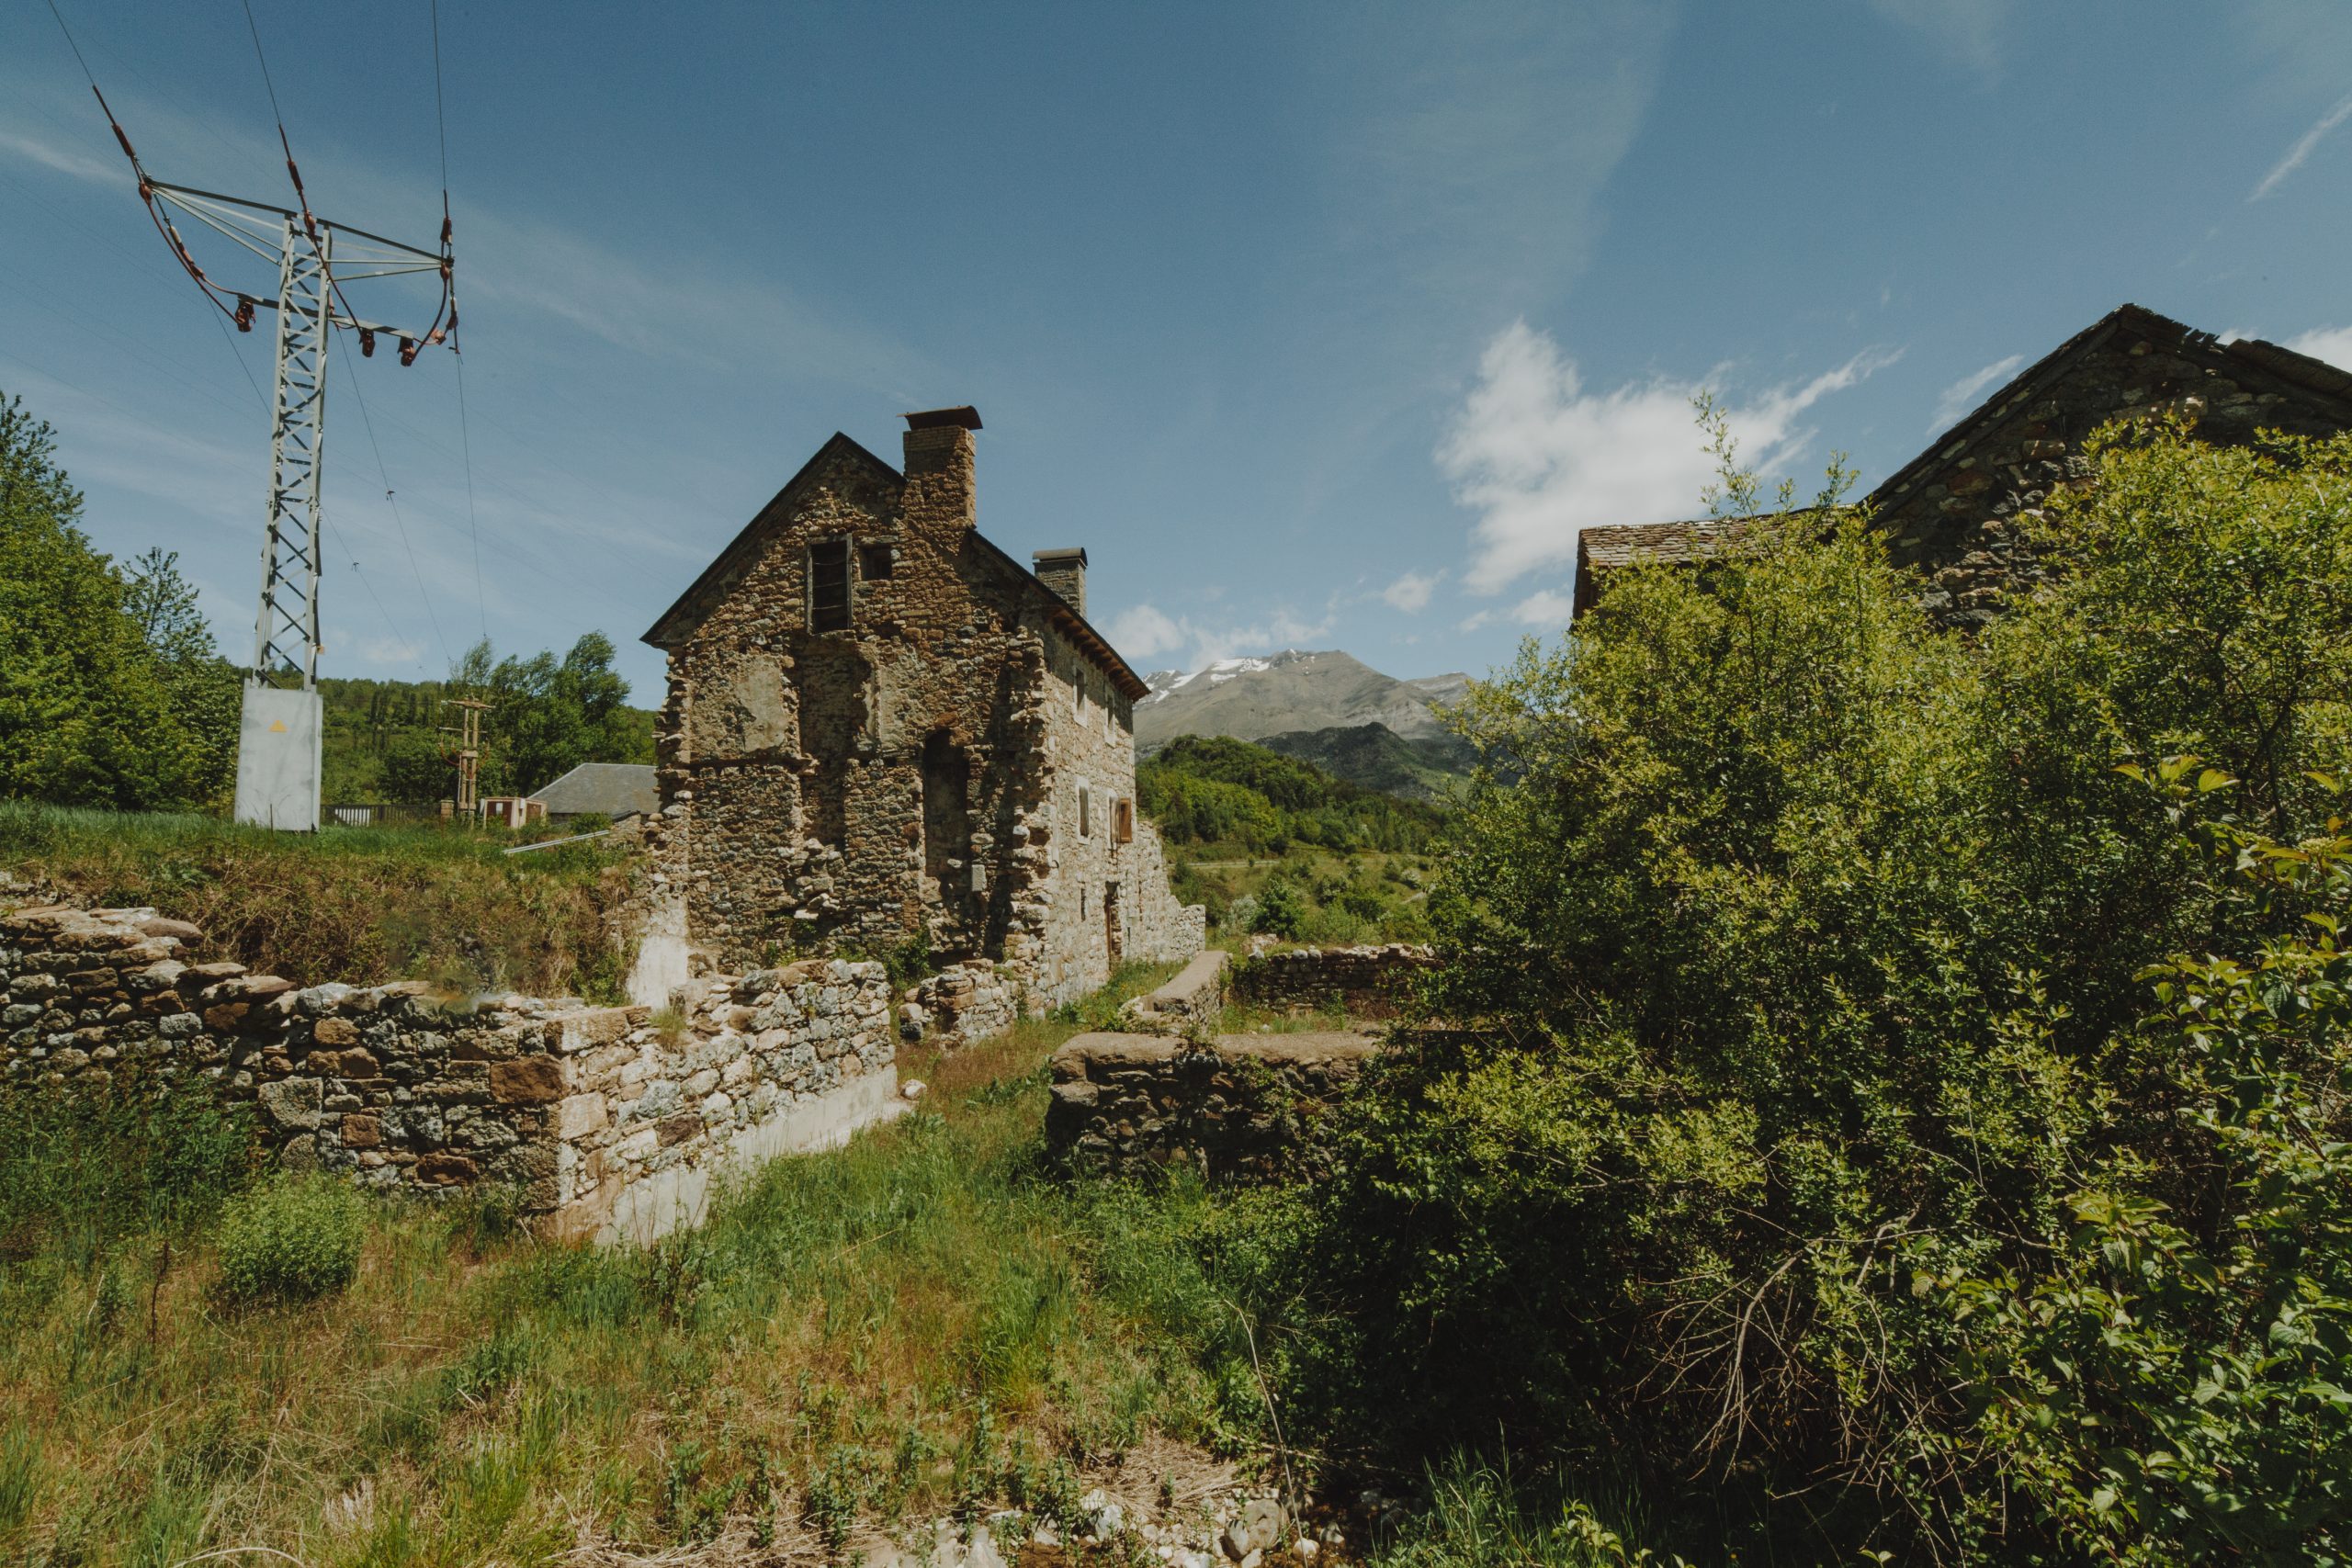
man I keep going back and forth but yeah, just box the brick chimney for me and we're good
[901,406,981,533]
[1033,547,1087,615]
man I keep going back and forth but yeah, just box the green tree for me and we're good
[121,547,242,805]
[0,391,213,809]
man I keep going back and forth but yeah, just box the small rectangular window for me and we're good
[1114,797,1134,843]
[859,543,893,581]
[1078,783,1091,839]
[809,539,851,632]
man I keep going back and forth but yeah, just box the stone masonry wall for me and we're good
[650,423,1201,1021]
[1046,1031,1377,1180]
[1231,943,1435,1019]
[2,902,898,1243]
[1874,311,2352,630]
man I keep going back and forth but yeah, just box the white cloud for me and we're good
[0,130,120,186]
[1105,604,1186,660]
[2287,324,2352,370]
[1380,570,1442,614]
[1105,601,1334,673]
[1929,354,2024,434]
[1438,321,1900,594]
[1511,589,1577,629]
[1866,0,2009,71]
[2252,93,2352,200]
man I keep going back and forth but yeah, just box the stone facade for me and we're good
[1045,1031,1377,1180]
[1872,306,2352,628]
[1572,305,2352,624]
[1230,943,1435,1019]
[1,902,899,1243]
[639,410,1202,1025]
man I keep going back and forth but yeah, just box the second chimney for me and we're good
[1033,547,1087,615]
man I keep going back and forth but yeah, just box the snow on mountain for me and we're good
[1132,649,1469,753]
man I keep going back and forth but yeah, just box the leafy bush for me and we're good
[215,1175,367,1302]
[1273,425,2352,1561]
[1251,878,1308,939]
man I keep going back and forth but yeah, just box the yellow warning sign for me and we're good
[269,720,288,733]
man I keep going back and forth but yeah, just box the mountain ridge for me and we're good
[1133,648,1468,757]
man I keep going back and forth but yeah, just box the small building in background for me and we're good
[481,795,545,830]
[529,761,660,823]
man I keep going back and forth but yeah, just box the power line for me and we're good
[429,0,451,189]
[454,334,487,641]
[42,0,97,88]
[337,348,458,667]
[236,0,287,130]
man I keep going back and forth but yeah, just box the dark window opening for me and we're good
[809,538,852,632]
[859,542,894,581]
[1114,797,1134,843]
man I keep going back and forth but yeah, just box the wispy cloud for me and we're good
[1929,354,2023,434]
[1380,570,1442,614]
[2251,93,2352,200]
[1104,600,1335,673]
[1866,0,2009,72]
[1438,321,1900,594]
[0,130,121,186]
[2288,324,2352,369]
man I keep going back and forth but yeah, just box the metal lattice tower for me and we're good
[254,220,331,686]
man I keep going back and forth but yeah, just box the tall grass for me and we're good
[0,961,1280,1566]
[0,801,628,998]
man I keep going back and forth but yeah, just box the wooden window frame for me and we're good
[808,537,853,632]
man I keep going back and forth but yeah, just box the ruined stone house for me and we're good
[1572,303,2352,622]
[639,407,1204,1010]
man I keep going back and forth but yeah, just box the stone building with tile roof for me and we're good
[1572,305,2352,622]
[637,408,1202,1012]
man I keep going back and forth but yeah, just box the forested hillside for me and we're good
[1136,732,1446,853]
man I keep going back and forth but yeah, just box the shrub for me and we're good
[1250,879,1307,940]
[1276,425,2352,1561]
[215,1175,367,1302]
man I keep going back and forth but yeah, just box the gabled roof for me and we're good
[1570,303,2352,616]
[528,761,659,817]
[642,432,900,650]
[1870,302,2352,512]
[639,431,1149,701]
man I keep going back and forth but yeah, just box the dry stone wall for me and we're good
[1046,1031,1377,1180]
[2,902,899,1243]
[1231,943,1434,1019]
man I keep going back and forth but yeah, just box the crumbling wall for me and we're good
[1045,1031,1376,1179]
[653,426,1201,1022]
[901,958,1020,1046]
[1231,943,1435,1018]
[1,903,899,1243]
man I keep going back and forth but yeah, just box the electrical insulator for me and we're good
[359,327,376,358]
[398,336,418,367]
[234,297,254,333]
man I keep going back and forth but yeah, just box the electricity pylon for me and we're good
[96,95,458,829]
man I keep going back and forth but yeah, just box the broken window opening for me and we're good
[859,542,894,581]
[809,538,852,632]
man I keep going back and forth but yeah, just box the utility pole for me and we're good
[92,95,458,831]
[442,696,487,816]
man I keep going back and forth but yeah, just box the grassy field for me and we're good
[0,962,1328,1568]
[0,804,634,1001]
[1169,844,1430,946]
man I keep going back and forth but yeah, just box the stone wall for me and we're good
[1118,949,1228,1033]
[1045,1031,1377,1180]
[902,958,1020,1046]
[2,903,899,1243]
[1874,308,2352,629]
[1230,943,1435,1019]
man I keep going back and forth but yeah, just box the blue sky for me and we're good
[4,1,2348,699]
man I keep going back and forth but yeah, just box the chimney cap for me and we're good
[902,405,983,431]
[1033,547,1088,568]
